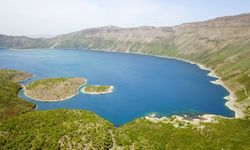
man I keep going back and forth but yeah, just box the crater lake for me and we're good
[0,49,234,126]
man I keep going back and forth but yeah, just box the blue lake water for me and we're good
[0,49,234,126]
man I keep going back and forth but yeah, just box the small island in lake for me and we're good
[0,69,33,82]
[82,85,114,94]
[25,77,86,101]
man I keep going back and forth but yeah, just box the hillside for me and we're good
[1,109,250,149]
[0,13,249,116]
[114,117,250,149]
[0,110,113,149]
[0,34,49,49]
[0,70,34,122]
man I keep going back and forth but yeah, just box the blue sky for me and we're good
[0,0,250,36]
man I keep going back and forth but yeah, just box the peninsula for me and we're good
[82,85,114,94]
[25,77,86,101]
[0,69,33,82]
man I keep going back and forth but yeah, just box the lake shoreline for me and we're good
[83,48,243,119]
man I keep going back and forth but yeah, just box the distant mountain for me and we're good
[0,13,249,115]
[0,34,49,49]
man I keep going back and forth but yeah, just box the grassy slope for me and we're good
[0,110,113,149]
[0,70,34,122]
[114,118,250,150]
[1,110,250,149]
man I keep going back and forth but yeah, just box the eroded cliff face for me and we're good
[1,13,249,115]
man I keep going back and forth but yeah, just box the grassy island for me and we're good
[25,78,86,101]
[0,69,33,82]
[82,85,113,94]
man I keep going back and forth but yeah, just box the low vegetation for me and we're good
[1,110,250,149]
[0,110,113,149]
[114,118,250,149]
[82,85,113,94]
[0,70,34,122]
[25,77,86,101]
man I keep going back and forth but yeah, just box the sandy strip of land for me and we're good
[82,86,114,95]
[23,79,87,102]
[86,48,243,118]
[16,74,36,83]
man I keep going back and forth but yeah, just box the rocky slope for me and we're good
[0,13,249,116]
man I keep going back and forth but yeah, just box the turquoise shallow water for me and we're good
[0,49,234,126]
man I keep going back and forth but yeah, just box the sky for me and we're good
[0,0,250,37]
